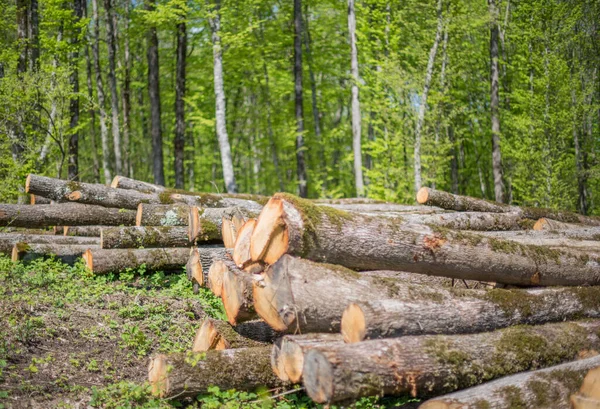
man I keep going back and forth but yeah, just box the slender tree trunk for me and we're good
[174,18,187,189]
[348,0,364,197]
[208,0,237,193]
[489,0,504,203]
[414,0,443,194]
[122,0,132,177]
[68,0,84,181]
[573,89,588,215]
[293,0,308,197]
[104,0,122,175]
[432,26,448,190]
[84,29,100,183]
[146,0,165,185]
[39,29,62,165]
[261,58,284,191]
[92,0,112,184]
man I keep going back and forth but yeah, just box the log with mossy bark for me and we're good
[12,242,98,263]
[571,366,600,409]
[0,233,98,254]
[192,318,277,352]
[250,194,600,286]
[477,230,600,252]
[533,217,584,231]
[417,187,600,226]
[63,225,110,237]
[340,284,600,343]
[188,206,256,244]
[222,211,254,248]
[148,346,283,398]
[82,247,189,274]
[185,246,229,292]
[303,320,600,403]
[111,176,165,193]
[30,195,52,204]
[271,334,343,383]
[26,174,265,211]
[419,354,600,409]
[220,257,257,325]
[319,203,447,214]
[136,203,189,226]
[0,203,136,227]
[100,226,190,249]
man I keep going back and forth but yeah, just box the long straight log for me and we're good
[148,346,282,398]
[192,318,275,352]
[250,194,600,286]
[26,174,265,211]
[401,211,533,231]
[111,175,165,193]
[272,334,343,383]
[221,257,257,325]
[0,234,98,254]
[478,230,600,252]
[341,284,600,343]
[64,225,110,237]
[136,203,189,226]
[82,247,189,274]
[0,203,135,227]
[100,226,189,249]
[303,320,600,403]
[13,242,98,263]
[418,187,600,226]
[419,355,600,409]
[320,203,447,214]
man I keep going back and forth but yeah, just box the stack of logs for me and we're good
[150,188,600,408]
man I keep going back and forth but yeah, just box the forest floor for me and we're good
[0,256,418,409]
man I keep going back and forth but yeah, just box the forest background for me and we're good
[1,0,599,215]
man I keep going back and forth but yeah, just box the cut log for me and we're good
[0,203,136,227]
[53,226,65,235]
[303,320,600,403]
[250,194,600,286]
[192,318,273,352]
[111,175,165,193]
[478,230,600,252]
[136,203,189,226]
[417,187,600,226]
[320,203,447,214]
[233,219,257,269]
[0,234,98,254]
[82,247,189,274]
[401,211,533,231]
[188,206,256,243]
[207,258,230,296]
[272,334,343,383]
[30,195,52,205]
[221,258,257,325]
[186,246,229,291]
[221,211,253,249]
[26,174,265,211]
[100,226,189,249]
[420,355,600,409]
[534,217,584,231]
[571,366,600,409]
[12,242,98,263]
[313,198,385,205]
[186,247,202,293]
[64,225,110,237]
[149,347,283,398]
[341,284,600,343]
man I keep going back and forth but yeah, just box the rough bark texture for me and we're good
[64,225,110,237]
[83,247,189,274]
[188,206,249,243]
[192,318,269,352]
[0,203,135,227]
[419,355,600,409]
[30,195,51,204]
[104,0,122,174]
[489,0,504,203]
[101,226,189,249]
[303,320,600,403]
[148,347,282,398]
[479,230,600,251]
[341,284,600,343]
[293,0,307,197]
[136,203,189,226]
[320,203,446,214]
[250,194,600,286]
[348,0,364,197]
[0,234,98,254]
[13,242,98,263]
[111,176,164,193]
[186,246,228,291]
[68,0,83,180]
[221,257,257,325]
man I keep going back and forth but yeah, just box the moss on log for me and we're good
[136,203,189,226]
[0,203,135,227]
[83,247,189,274]
[101,226,189,249]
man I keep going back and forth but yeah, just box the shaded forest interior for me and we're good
[1,0,599,214]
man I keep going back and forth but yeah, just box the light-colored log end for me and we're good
[100,229,104,249]
[280,340,306,383]
[418,401,462,409]
[68,191,82,201]
[221,270,242,326]
[207,260,226,297]
[416,187,430,204]
[189,253,203,287]
[233,219,256,268]
[136,203,144,226]
[222,217,236,249]
[11,244,21,262]
[250,198,286,263]
[252,273,288,332]
[341,303,366,343]
[110,176,121,189]
[270,339,286,381]
[533,218,548,231]
[188,207,200,242]
[192,319,227,352]
[303,350,334,404]
[148,354,169,397]
[29,194,35,205]
[25,174,32,193]
[83,249,93,271]
[63,226,70,236]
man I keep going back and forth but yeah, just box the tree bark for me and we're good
[91,0,112,184]
[418,187,600,226]
[174,18,186,189]
[121,0,132,176]
[293,0,307,197]
[104,0,122,175]
[0,234,98,254]
[100,226,189,249]
[13,242,98,263]
[146,0,165,185]
[84,21,100,183]
[251,195,600,286]
[189,206,257,243]
[208,0,237,193]
[30,195,51,205]
[341,284,600,343]
[478,230,600,251]
[419,355,600,409]
[348,0,364,197]
[192,318,273,352]
[489,0,504,203]
[68,0,84,180]
[272,334,343,383]
[148,347,283,398]
[0,203,135,227]
[112,176,166,193]
[303,320,600,403]
[186,246,228,290]
[414,0,443,193]
[136,203,189,226]
[221,257,257,325]
[83,247,189,274]
[64,225,110,237]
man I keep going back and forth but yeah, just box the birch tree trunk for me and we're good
[293,0,308,197]
[104,0,122,174]
[348,0,364,197]
[208,0,237,194]
[174,17,186,189]
[414,0,443,194]
[489,0,504,203]
[92,0,112,184]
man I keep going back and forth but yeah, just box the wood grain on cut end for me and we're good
[341,303,366,343]
[221,217,236,249]
[67,191,82,201]
[271,338,286,381]
[208,260,227,297]
[11,245,20,262]
[188,206,200,242]
[83,249,93,271]
[280,342,305,383]
[250,197,285,262]
[533,218,547,231]
[579,367,600,400]
[110,176,121,189]
[303,350,334,403]
[24,174,32,193]
[135,203,144,226]
[416,187,430,205]
[192,319,226,352]
[252,272,288,332]
[233,219,256,268]
[419,402,459,409]
[148,354,168,397]
[221,262,256,325]
[62,226,69,236]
